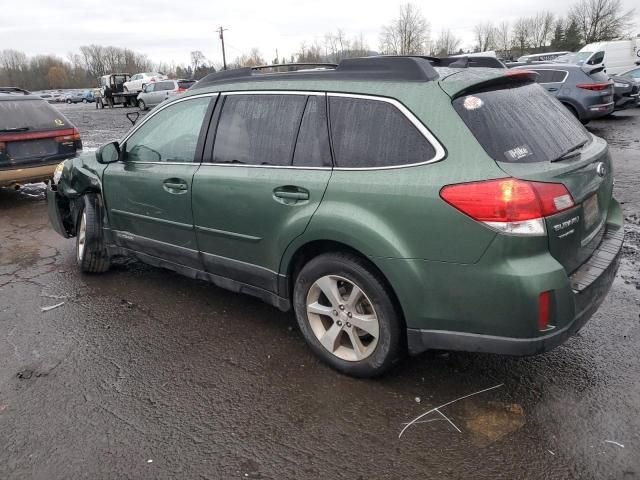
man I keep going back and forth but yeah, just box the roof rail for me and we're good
[192,56,440,89]
[252,63,337,71]
[0,87,31,95]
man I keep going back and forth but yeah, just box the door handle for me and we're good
[547,87,559,92]
[163,178,188,194]
[273,186,310,203]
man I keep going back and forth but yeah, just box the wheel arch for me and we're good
[280,239,407,329]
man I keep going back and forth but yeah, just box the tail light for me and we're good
[440,178,575,235]
[176,87,187,93]
[538,291,551,331]
[576,83,611,91]
[55,128,81,143]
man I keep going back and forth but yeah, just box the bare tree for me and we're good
[495,21,511,58]
[432,30,462,56]
[233,48,266,67]
[190,51,205,72]
[511,18,532,56]
[473,22,496,52]
[570,0,636,43]
[529,11,555,49]
[379,3,430,55]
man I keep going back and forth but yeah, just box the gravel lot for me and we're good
[1,102,639,480]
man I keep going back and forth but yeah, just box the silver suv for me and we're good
[513,64,614,123]
[136,79,196,110]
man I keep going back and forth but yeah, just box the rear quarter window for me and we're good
[328,96,436,168]
[453,83,590,163]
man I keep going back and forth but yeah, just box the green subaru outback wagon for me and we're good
[48,57,623,377]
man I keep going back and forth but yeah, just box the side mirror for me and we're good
[96,141,120,164]
[126,112,140,125]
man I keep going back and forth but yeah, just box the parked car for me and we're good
[63,90,95,104]
[0,87,82,188]
[512,64,614,123]
[576,39,640,75]
[610,75,640,110]
[136,79,196,110]
[48,57,622,377]
[123,72,168,93]
[618,66,640,85]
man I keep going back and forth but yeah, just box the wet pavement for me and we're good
[1,103,639,479]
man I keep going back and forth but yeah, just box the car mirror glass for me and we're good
[96,142,120,164]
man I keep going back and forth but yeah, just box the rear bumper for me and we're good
[407,221,623,356]
[584,101,615,118]
[0,163,57,187]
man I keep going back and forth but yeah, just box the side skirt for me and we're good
[106,245,291,312]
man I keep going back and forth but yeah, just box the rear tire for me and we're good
[66,99,72,104]
[82,99,88,104]
[76,194,110,273]
[293,252,403,378]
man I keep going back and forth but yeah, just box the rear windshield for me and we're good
[453,83,589,163]
[177,80,195,89]
[0,99,71,131]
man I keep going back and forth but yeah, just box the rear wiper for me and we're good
[0,127,30,133]
[551,140,588,162]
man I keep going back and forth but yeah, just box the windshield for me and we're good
[453,83,590,163]
[0,99,71,131]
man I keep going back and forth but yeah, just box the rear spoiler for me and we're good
[453,70,539,98]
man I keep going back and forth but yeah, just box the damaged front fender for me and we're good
[47,151,109,238]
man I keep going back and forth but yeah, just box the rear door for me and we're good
[530,69,568,96]
[103,95,214,269]
[452,81,614,273]
[191,92,332,293]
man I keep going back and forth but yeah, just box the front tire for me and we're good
[138,99,147,111]
[293,252,403,378]
[76,194,111,273]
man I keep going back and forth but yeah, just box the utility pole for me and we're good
[217,26,228,70]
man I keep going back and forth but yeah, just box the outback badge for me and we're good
[596,162,607,177]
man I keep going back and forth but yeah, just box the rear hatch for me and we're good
[0,98,81,169]
[443,72,613,274]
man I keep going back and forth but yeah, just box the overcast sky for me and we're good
[1,0,638,67]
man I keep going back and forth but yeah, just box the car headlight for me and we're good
[614,82,627,88]
[53,161,66,184]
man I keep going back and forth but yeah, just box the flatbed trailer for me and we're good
[96,91,138,109]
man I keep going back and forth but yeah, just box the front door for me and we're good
[103,95,214,269]
[192,93,332,293]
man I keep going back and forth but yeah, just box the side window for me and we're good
[531,70,553,83]
[145,84,155,93]
[292,95,332,168]
[213,94,306,166]
[124,97,210,163]
[551,70,568,82]
[588,51,605,65]
[329,96,436,168]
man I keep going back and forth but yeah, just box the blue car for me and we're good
[63,90,95,104]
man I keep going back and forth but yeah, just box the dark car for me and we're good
[610,75,639,110]
[0,87,82,188]
[47,58,622,377]
[513,64,614,123]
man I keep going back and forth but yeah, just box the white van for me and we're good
[577,39,640,75]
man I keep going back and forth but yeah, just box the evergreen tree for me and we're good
[550,20,565,50]
[563,19,582,52]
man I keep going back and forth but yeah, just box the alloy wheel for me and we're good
[306,275,380,361]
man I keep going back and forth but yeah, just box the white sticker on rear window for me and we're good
[505,145,532,161]
[463,96,484,110]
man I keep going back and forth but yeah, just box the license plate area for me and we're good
[7,139,57,159]
[583,194,600,231]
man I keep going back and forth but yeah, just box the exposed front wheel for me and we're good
[82,99,88,104]
[138,99,146,111]
[76,194,111,273]
[293,252,403,377]
[66,99,72,104]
